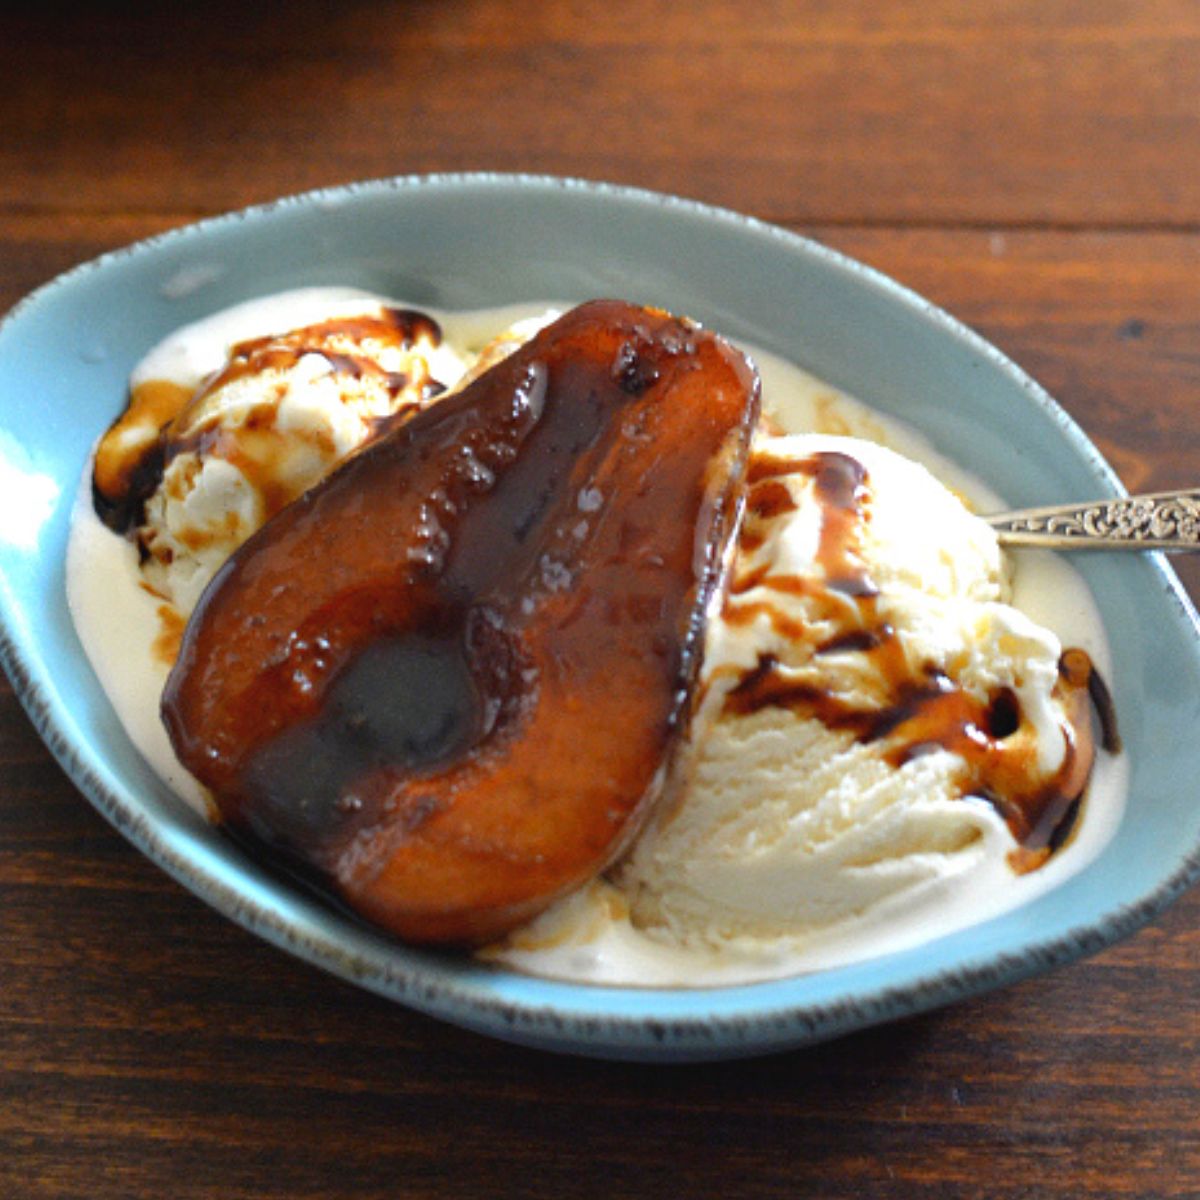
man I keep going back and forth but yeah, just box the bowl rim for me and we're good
[3,171,1199,1059]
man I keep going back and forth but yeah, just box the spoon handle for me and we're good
[987,489,1200,551]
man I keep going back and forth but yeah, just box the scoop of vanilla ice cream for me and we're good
[617,433,1072,952]
[132,305,468,614]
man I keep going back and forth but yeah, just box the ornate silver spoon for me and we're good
[987,489,1200,551]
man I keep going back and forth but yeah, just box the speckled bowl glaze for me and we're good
[1,175,1197,1061]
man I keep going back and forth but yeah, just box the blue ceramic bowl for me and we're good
[1,175,1198,1061]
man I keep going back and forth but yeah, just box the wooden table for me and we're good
[3,3,1197,1196]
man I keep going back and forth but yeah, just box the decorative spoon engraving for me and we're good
[987,489,1200,551]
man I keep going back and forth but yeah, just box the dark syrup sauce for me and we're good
[721,450,1115,867]
[93,309,447,535]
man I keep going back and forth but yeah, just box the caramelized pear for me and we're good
[162,300,760,943]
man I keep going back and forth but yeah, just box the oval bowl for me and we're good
[1,174,1198,1061]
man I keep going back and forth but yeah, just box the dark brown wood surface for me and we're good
[2,3,1198,1197]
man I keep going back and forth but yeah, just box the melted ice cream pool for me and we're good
[66,289,1126,986]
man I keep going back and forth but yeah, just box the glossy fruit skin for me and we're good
[163,300,760,943]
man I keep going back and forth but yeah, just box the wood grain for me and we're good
[2,2,1200,226]
[2,1,1199,1196]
